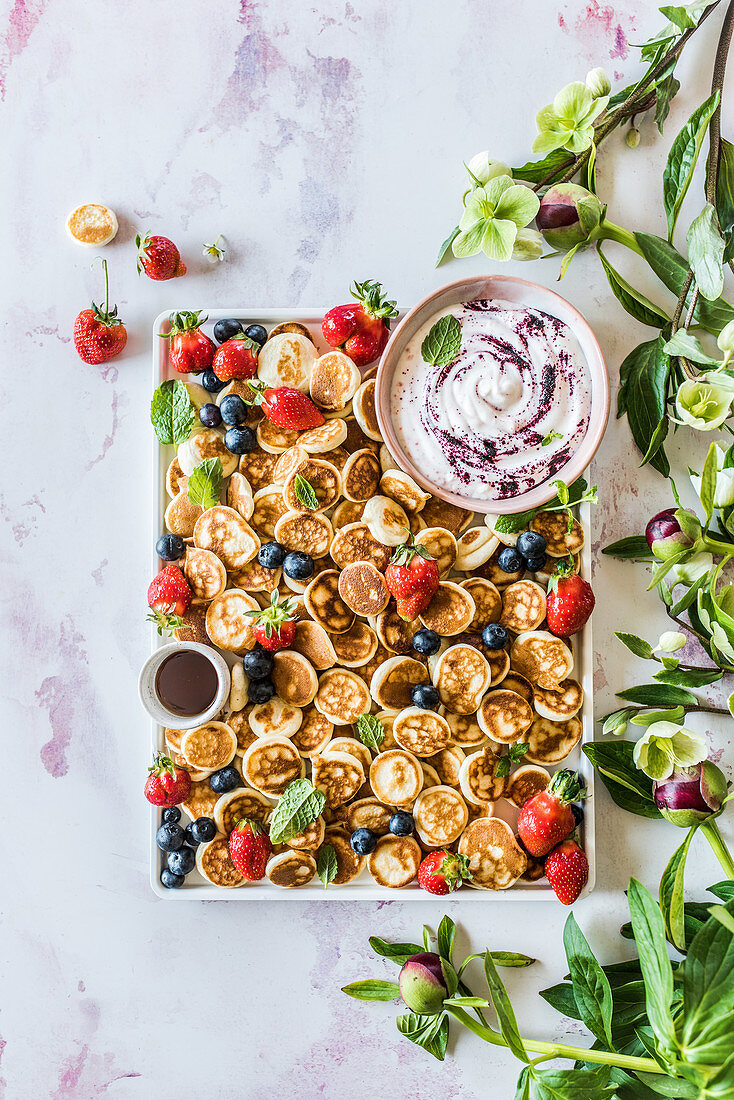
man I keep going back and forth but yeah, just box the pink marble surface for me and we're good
[2,1,732,1096]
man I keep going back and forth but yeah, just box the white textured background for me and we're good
[2,1,733,1097]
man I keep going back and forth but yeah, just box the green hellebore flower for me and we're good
[512,228,544,261]
[666,552,714,588]
[690,443,734,508]
[633,720,708,781]
[533,81,608,155]
[453,176,540,262]
[675,376,734,431]
[585,67,611,98]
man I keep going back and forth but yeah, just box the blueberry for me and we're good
[156,534,185,562]
[571,804,585,827]
[242,648,275,681]
[220,394,248,426]
[258,541,287,569]
[482,623,509,650]
[209,766,241,794]
[350,828,377,855]
[412,628,441,656]
[498,546,524,574]
[517,530,547,560]
[244,324,268,346]
[524,554,547,572]
[411,684,440,710]
[389,811,414,836]
[198,402,222,429]
[201,369,226,393]
[224,426,256,454]
[186,816,217,846]
[156,822,185,852]
[162,806,182,824]
[248,678,276,704]
[213,318,243,344]
[283,551,314,581]
[161,868,185,889]
[167,847,196,876]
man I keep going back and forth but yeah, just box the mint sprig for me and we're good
[317,844,338,889]
[421,314,462,367]
[269,779,326,844]
[294,473,319,510]
[188,458,223,510]
[355,713,385,750]
[150,380,195,446]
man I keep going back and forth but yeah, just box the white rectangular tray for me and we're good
[149,307,596,901]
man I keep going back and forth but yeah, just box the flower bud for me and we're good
[625,126,641,149]
[645,508,693,559]
[717,319,734,362]
[398,952,449,1015]
[585,67,611,98]
[656,631,687,653]
[653,761,728,826]
[465,152,512,188]
[535,183,603,251]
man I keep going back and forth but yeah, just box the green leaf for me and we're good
[542,430,564,446]
[583,742,661,818]
[618,337,671,476]
[636,232,734,334]
[187,457,223,510]
[514,1067,531,1100]
[540,981,582,1019]
[355,713,385,750]
[317,843,338,888]
[421,314,462,367]
[484,951,528,1062]
[715,138,734,246]
[150,379,195,446]
[627,878,677,1056]
[662,91,719,240]
[682,898,734,1065]
[488,951,536,968]
[563,914,614,1047]
[293,473,318,510]
[708,881,734,903]
[423,925,432,951]
[688,203,725,301]
[616,683,697,706]
[655,72,681,133]
[268,778,326,844]
[660,826,699,951]
[702,1051,734,1098]
[629,706,686,727]
[368,936,424,964]
[436,226,459,267]
[616,632,654,659]
[653,666,722,687]
[531,1065,615,1100]
[663,329,722,367]
[437,916,455,964]
[512,150,572,185]
[342,979,400,1001]
[396,1012,449,1060]
[602,536,654,560]
[598,248,670,328]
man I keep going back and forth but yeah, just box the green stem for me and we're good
[701,817,734,879]
[596,220,644,256]
[102,258,109,314]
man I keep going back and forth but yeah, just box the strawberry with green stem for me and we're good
[229,818,272,880]
[546,556,595,636]
[147,564,192,635]
[322,279,399,366]
[247,591,298,651]
[517,769,586,857]
[144,753,191,807]
[165,310,216,374]
[385,533,440,621]
[245,381,325,431]
[73,258,127,364]
[418,850,472,895]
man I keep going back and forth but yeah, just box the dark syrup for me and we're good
[155,650,218,717]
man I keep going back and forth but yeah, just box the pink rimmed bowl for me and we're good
[375,275,609,515]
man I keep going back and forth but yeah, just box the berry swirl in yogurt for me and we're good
[390,298,591,501]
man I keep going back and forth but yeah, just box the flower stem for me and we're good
[596,220,644,256]
[701,817,734,879]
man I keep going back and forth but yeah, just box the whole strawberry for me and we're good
[145,753,191,807]
[247,382,325,431]
[73,259,127,364]
[517,769,586,857]
[322,280,398,366]
[546,558,595,637]
[212,334,259,381]
[147,564,192,634]
[136,231,186,280]
[229,818,272,880]
[247,591,297,651]
[418,850,471,895]
[545,839,589,904]
[166,311,215,374]
[385,534,439,621]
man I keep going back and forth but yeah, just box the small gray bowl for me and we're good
[138,642,231,730]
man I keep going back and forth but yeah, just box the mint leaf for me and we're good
[294,473,318,510]
[494,510,536,535]
[355,713,385,750]
[187,458,223,510]
[150,380,195,445]
[317,843,338,888]
[541,431,563,446]
[269,779,326,844]
[421,314,461,367]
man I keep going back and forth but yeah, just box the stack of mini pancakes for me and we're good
[159,322,587,891]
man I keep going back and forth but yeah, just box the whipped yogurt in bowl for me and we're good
[376,276,608,514]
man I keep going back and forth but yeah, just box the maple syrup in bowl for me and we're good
[138,642,231,729]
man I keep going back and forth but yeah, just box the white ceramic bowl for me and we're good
[138,642,231,730]
[375,275,609,515]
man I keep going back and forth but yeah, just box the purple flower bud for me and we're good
[535,183,603,251]
[645,508,693,560]
[398,952,449,1015]
[653,761,728,827]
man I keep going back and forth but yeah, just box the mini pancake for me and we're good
[274,510,333,559]
[379,470,430,515]
[257,332,316,393]
[216,379,264,416]
[332,500,365,528]
[341,449,381,503]
[291,708,334,757]
[182,546,227,601]
[338,561,390,617]
[205,589,260,652]
[273,445,309,484]
[420,497,472,535]
[408,512,426,536]
[432,644,491,714]
[353,377,382,441]
[501,671,534,704]
[318,446,351,474]
[459,746,506,805]
[458,818,527,889]
[506,764,551,808]
[375,606,419,655]
[181,721,237,771]
[267,321,316,343]
[322,828,365,883]
[443,709,488,748]
[194,506,260,571]
[510,631,574,689]
[431,746,466,788]
[348,798,393,835]
[521,715,582,764]
[213,787,273,834]
[283,459,341,513]
[164,491,202,538]
[166,457,188,498]
[168,747,212,784]
[227,707,258,755]
[341,416,378,454]
[174,604,211,647]
[413,785,469,846]
[520,848,547,882]
[369,748,423,806]
[420,582,476,636]
[165,727,184,753]
[299,418,348,453]
[251,486,290,540]
[421,762,441,790]
[304,570,355,634]
[486,647,511,686]
[362,495,410,547]
[393,707,452,757]
[292,621,337,670]
[326,736,373,776]
[310,351,361,411]
[476,542,525,587]
[460,578,503,630]
[266,849,317,887]
[66,202,118,245]
[477,690,534,744]
[314,668,372,724]
[196,835,245,888]
[249,696,303,739]
[367,834,422,888]
[180,778,219,822]
[500,580,547,634]
[239,449,276,493]
[370,655,429,710]
[288,816,326,851]
[530,510,585,557]
[226,471,255,522]
[371,710,400,751]
[228,557,282,593]
[311,750,365,806]
[178,429,238,478]
[455,527,499,571]
[242,735,304,796]
[329,621,378,668]
[330,522,391,572]
[358,642,393,687]
[379,444,400,472]
[418,527,458,576]
[534,678,583,721]
[272,650,319,707]
[257,418,300,454]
